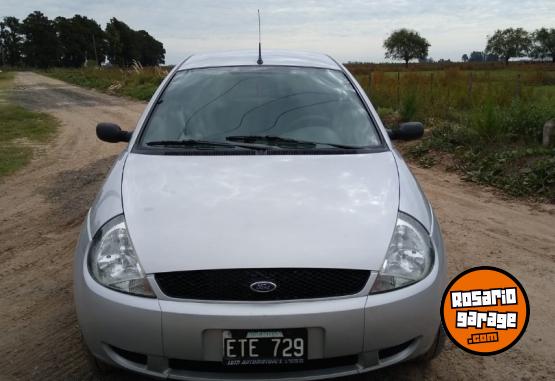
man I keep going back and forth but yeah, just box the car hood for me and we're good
[122,152,399,274]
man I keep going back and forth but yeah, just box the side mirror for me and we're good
[387,122,424,141]
[96,122,132,143]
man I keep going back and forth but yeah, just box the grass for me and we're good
[44,65,169,101]
[345,62,555,202]
[0,71,59,178]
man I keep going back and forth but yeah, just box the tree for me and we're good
[0,17,23,66]
[105,18,136,67]
[383,29,430,67]
[105,19,124,66]
[55,15,107,67]
[469,51,484,62]
[485,53,499,62]
[486,28,531,64]
[531,28,555,62]
[105,18,164,67]
[136,30,165,66]
[1,12,163,68]
[20,11,60,68]
[462,54,469,62]
[55,17,84,67]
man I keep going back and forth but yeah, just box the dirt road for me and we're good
[0,72,554,381]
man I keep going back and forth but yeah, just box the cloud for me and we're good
[1,0,553,64]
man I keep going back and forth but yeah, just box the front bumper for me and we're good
[74,215,446,380]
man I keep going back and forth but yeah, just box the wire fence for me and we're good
[353,69,555,122]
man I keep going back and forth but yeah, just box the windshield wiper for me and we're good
[226,135,316,148]
[225,135,364,149]
[146,139,264,150]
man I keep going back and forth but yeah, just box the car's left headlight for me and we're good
[370,212,434,293]
[88,215,155,297]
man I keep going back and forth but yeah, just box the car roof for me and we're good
[178,50,342,71]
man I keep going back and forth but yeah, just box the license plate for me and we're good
[222,329,307,366]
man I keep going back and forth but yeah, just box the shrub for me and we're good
[400,90,418,122]
[406,119,555,201]
[504,99,555,142]
[458,148,555,199]
[466,101,505,141]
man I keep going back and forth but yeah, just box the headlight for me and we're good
[88,215,155,297]
[370,212,434,293]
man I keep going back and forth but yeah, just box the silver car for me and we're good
[74,50,447,380]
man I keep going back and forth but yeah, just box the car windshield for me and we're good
[139,66,382,150]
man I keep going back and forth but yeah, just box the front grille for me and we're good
[155,268,370,301]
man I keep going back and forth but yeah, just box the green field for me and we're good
[42,63,555,201]
[0,72,59,178]
[45,66,168,101]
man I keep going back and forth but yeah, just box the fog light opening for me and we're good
[378,338,415,360]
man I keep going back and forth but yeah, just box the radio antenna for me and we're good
[257,9,263,65]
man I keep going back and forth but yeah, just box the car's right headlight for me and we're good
[87,215,155,297]
[370,212,434,293]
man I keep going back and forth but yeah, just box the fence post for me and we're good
[515,74,521,98]
[543,120,554,147]
[430,73,434,105]
[446,79,450,117]
[467,72,473,98]
[397,72,400,109]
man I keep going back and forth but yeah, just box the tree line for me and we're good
[383,27,555,66]
[466,27,555,63]
[0,11,165,68]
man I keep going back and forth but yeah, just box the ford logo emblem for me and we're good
[250,281,277,293]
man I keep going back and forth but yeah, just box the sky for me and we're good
[1,0,554,65]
